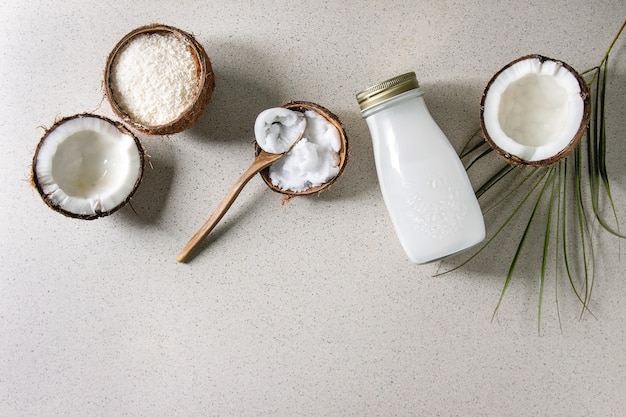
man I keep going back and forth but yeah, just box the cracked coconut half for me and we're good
[32,114,145,219]
[480,55,591,166]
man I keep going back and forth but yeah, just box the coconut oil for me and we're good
[357,72,485,264]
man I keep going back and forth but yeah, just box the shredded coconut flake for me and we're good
[110,32,200,126]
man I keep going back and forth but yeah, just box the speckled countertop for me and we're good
[2,1,625,416]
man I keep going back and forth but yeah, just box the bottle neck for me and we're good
[361,88,425,118]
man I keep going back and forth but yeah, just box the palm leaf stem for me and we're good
[585,60,625,237]
[596,58,623,237]
[492,168,556,321]
[538,165,558,334]
[434,168,551,277]
[554,162,564,332]
[465,147,495,171]
[475,164,516,199]
[576,141,597,319]
[580,19,626,82]
[483,168,541,215]
[459,131,487,159]
[560,153,597,318]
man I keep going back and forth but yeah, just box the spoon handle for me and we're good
[177,150,283,262]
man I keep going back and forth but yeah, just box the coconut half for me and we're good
[32,114,145,219]
[480,54,590,166]
[104,24,215,135]
[255,101,349,196]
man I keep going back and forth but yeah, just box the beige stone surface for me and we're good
[1,1,625,416]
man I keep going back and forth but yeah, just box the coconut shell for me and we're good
[255,101,349,197]
[104,23,215,135]
[479,54,591,167]
[32,113,145,220]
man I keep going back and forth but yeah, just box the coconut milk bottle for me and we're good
[356,72,485,264]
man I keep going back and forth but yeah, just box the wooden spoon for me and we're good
[176,133,303,263]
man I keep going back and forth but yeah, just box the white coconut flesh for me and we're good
[482,57,587,163]
[34,115,142,218]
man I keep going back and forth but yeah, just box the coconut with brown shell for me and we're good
[480,54,591,166]
[256,100,349,197]
[31,114,145,220]
[104,23,215,135]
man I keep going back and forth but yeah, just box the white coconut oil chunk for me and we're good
[110,32,200,126]
[35,116,141,216]
[254,107,307,154]
[268,110,342,192]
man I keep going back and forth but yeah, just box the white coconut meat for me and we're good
[33,115,143,219]
[481,55,590,165]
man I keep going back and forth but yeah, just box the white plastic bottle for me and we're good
[356,72,485,264]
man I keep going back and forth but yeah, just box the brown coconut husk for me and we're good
[31,113,145,220]
[479,54,591,167]
[104,23,215,135]
[255,101,349,197]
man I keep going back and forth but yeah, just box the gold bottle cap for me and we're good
[356,72,420,112]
